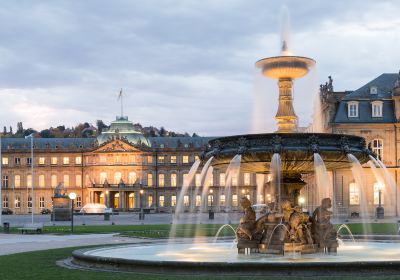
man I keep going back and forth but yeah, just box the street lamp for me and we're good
[69,192,77,232]
[25,133,34,224]
[139,189,144,220]
[298,196,305,212]
[376,183,384,219]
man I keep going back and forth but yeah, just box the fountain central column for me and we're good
[276,78,297,133]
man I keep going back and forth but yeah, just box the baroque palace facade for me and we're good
[1,71,400,217]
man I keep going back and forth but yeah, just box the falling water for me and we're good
[256,174,265,204]
[314,153,334,213]
[347,154,371,236]
[271,153,281,210]
[337,224,356,243]
[213,224,237,243]
[225,155,242,212]
[200,166,214,212]
[191,157,214,212]
[369,156,397,212]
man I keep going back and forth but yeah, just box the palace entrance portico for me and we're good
[90,184,141,211]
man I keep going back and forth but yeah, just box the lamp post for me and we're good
[69,192,76,232]
[376,183,384,219]
[25,133,34,224]
[139,189,144,220]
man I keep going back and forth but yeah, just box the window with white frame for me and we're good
[15,157,21,165]
[27,196,32,208]
[170,173,177,187]
[51,157,57,165]
[184,195,190,207]
[159,195,165,207]
[76,195,82,207]
[157,156,165,164]
[170,155,177,164]
[147,173,153,187]
[3,195,8,208]
[63,157,70,165]
[373,182,384,205]
[39,197,45,208]
[158,174,165,187]
[26,157,32,165]
[371,139,383,161]
[15,175,21,188]
[2,157,8,165]
[349,182,360,205]
[207,194,214,206]
[75,156,82,165]
[15,196,21,208]
[39,157,45,165]
[371,101,383,117]
[171,195,176,207]
[220,195,226,207]
[348,101,359,118]
[232,194,238,207]
[182,155,189,164]
[2,175,9,188]
[195,195,201,207]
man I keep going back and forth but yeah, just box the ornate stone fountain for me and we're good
[203,41,372,255]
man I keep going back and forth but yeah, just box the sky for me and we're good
[0,0,399,136]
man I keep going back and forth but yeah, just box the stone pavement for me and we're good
[0,233,140,256]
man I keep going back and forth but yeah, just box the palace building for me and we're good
[1,71,400,217]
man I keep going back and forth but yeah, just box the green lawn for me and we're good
[335,223,399,235]
[1,246,400,280]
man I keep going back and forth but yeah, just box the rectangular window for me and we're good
[170,155,177,164]
[348,103,358,118]
[51,157,57,165]
[158,174,165,187]
[147,155,153,164]
[148,194,153,207]
[76,174,82,187]
[207,194,214,206]
[2,157,8,165]
[27,175,32,188]
[208,173,214,186]
[349,182,359,205]
[76,196,82,207]
[220,195,226,207]
[244,173,251,186]
[100,172,107,184]
[15,196,21,208]
[219,173,225,186]
[63,157,70,165]
[182,155,189,164]
[232,175,238,187]
[2,175,9,188]
[51,175,57,188]
[26,157,32,165]
[195,174,201,187]
[158,156,165,164]
[38,175,45,187]
[39,157,45,165]
[15,157,21,165]
[171,173,177,187]
[196,195,201,207]
[183,174,188,186]
[15,175,21,188]
[39,197,45,208]
[184,195,190,207]
[75,156,82,165]
[3,196,8,208]
[63,175,70,187]
[27,196,32,208]
[232,194,238,207]
[147,173,153,187]
[171,195,177,207]
[159,195,165,207]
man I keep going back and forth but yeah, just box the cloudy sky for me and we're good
[0,0,399,136]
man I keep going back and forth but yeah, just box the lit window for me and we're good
[76,196,82,207]
[349,182,359,205]
[183,173,188,186]
[159,195,165,207]
[371,101,383,118]
[171,195,176,207]
[128,193,135,208]
[27,174,32,188]
[51,175,57,188]
[63,175,70,187]
[39,197,45,208]
[148,194,153,207]
[14,175,21,188]
[76,174,82,187]
[208,173,214,186]
[15,196,21,208]
[114,172,122,184]
[244,173,251,186]
[171,173,177,187]
[100,172,107,184]
[2,175,9,188]
[232,194,238,207]
[39,175,45,187]
[371,139,383,161]
[75,156,82,165]
[196,195,201,207]
[147,173,153,187]
[51,157,57,165]
[63,157,69,165]
[27,196,32,208]
[207,194,214,206]
[182,155,189,164]
[232,175,238,186]
[195,174,201,187]
[348,101,359,118]
[170,156,177,164]
[159,174,165,187]
[219,173,225,186]
[3,195,8,208]
[184,195,190,207]
[147,156,153,164]
[39,157,45,165]
[373,182,384,205]
[128,172,137,184]
[220,195,226,207]
[158,156,165,164]
[2,157,9,165]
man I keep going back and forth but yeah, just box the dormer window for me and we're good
[348,101,359,118]
[371,101,383,117]
[370,86,378,95]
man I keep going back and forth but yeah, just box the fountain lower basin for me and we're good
[71,241,400,276]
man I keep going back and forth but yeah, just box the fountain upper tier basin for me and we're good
[204,133,371,174]
[256,56,315,79]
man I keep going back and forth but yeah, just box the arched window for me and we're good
[147,173,153,187]
[158,174,165,187]
[128,172,137,184]
[51,175,58,188]
[371,139,383,161]
[39,175,45,188]
[349,182,359,205]
[100,172,107,184]
[170,173,177,187]
[114,172,122,184]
